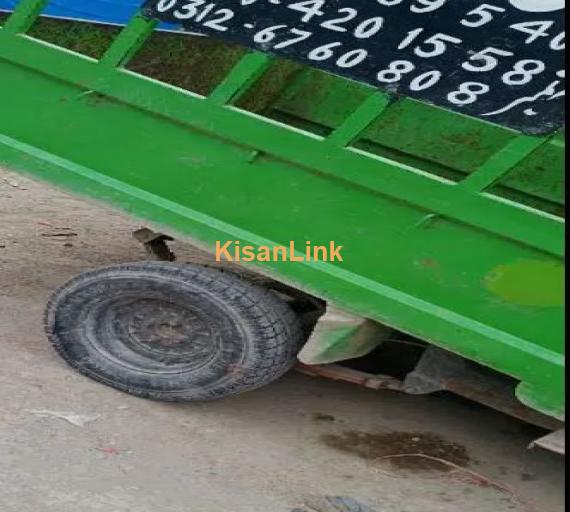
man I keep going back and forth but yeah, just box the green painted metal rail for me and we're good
[0,0,564,418]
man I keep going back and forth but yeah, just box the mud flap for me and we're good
[530,429,565,455]
[298,306,392,365]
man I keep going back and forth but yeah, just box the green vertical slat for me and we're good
[208,52,273,105]
[459,135,548,192]
[99,15,157,68]
[326,92,392,147]
[2,0,47,33]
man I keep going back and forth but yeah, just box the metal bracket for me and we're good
[133,227,176,262]
[404,346,563,431]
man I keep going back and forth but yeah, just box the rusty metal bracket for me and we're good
[133,227,176,262]
[297,363,403,392]
[298,344,563,436]
[403,346,563,431]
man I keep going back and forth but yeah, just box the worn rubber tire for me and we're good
[45,262,303,401]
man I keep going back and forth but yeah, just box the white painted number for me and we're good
[273,28,313,49]
[399,30,463,58]
[410,0,448,14]
[354,17,385,39]
[377,60,416,83]
[510,20,555,43]
[254,26,312,49]
[376,0,404,6]
[307,43,368,69]
[254,24,288,44]
[308,42,342,60]
[288,0,325,22]
[502,60,546,85]
[336,49,369,68]
[173,0,204,19]
[153,0,564,124]
[320,8,358,32]
[461,4,506,28]
[448,82,490,105]
[409,70,442,90]
[156,0,177,12]
[462,47,514,72]
[550,31,565,50]
[375,0,448,12]
[202,9,233,31]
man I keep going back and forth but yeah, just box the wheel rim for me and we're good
[84,293,223,374]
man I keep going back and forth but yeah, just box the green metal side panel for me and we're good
[0,2,564,419]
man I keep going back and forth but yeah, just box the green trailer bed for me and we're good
[0,1,564,422]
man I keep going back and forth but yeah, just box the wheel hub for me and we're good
[125,299,215,358]
[87,295,221,372]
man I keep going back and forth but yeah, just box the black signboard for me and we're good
[143,0,565,134]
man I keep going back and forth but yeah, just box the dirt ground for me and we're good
[0,167,565,512]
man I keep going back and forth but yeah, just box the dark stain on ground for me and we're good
[312,413,336,423]
[322,431,470,472]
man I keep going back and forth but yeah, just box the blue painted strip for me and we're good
[0,0,140,24]
[0,0,178,30]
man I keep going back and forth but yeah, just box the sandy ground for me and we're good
[0,167,565,512]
